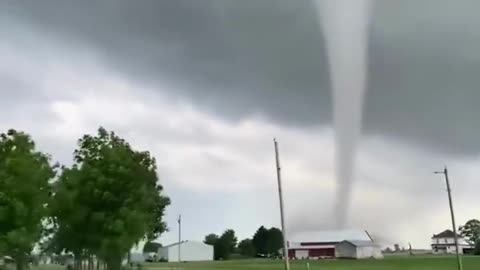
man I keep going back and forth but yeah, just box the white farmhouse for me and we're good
[431,229,472,254]
[157,240,213,262]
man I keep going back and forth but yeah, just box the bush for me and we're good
[474,240,480,255]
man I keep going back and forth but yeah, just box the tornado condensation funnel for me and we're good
[314,0,372,227]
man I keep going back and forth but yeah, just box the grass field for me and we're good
[142,256,480,270]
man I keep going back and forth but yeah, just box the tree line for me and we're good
[0,128,170,270]
[203,219,480,260]
[203,226,283,260]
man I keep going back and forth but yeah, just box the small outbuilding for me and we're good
[157,240,213,262]
[336,240,383,259]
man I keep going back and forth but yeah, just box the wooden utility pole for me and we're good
[274,138,290,270]
[435,166,463,270]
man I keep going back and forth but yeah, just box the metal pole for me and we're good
[178,215,181,263]
[274,138,290,270]
[435,166,463,270]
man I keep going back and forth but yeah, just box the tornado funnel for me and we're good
[314,0,372,227]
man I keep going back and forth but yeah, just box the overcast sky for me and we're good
[1,0,480,249]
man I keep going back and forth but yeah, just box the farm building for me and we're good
[287,229,382,259]
[157,240,213,262]
[336,240,383,259]
[129,253,147,263]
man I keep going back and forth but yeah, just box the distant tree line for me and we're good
[204,226,283,260]
[0,128,170,270]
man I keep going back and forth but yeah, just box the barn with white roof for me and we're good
[287,229,383,259]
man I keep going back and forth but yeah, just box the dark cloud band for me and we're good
[2,0,480,155]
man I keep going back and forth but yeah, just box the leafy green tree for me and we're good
[238,239,255,257]
[0,129,55,270]
[220,229,237,253]
[460,219,480,245]
[49,127,170,270]
[212,229,237,260]
[252,226,268,255]
[266,228,283,255]
[45,166,97,270]
[252,226,283,256]
[203,233,221,260]
[213,240,228,260]
[204,234,219,246]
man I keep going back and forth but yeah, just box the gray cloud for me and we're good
[1,0,331,123]
[366,0,480,155]
[1,39,478,247]
[3,0,480,155]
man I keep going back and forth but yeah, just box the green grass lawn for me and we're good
[143,256,480,270]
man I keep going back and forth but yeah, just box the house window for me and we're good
[444,239,448,244]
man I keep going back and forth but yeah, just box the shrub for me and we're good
[474,240,480,255]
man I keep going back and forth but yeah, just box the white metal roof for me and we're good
[289,229,372,243]
[342,240,378,247]
[161,240,207,248]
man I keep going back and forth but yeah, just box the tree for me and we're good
[213,240,227,260]
[49,127,170,270]
[206,230,238,260]
[266,228,283,255]
[252,226,269,255]
[220,229,237,253]
[238,239,255,257]
[204,234,219,246]
[474,240,480,255]
[460,219,480,245]
[212,229,237,260]
[143,242,162,253]
[204,233,221,260]
[0,129,55,270]
[45,167,89,263]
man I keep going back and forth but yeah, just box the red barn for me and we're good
[287,229,374,259]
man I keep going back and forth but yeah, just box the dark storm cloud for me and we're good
[2,0,480,155]
[1,0,332,123]
[366,0,480,155]
[0,63,50,111]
